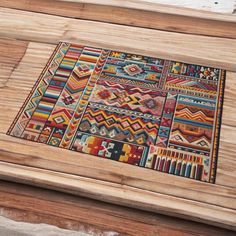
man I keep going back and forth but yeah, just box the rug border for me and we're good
[211,69,226,183]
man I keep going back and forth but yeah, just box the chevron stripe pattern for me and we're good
[169,95,215,155]
[59,49,110,148]
[8,43,226,183]
[38,47,103,145]
[78,102,160,145]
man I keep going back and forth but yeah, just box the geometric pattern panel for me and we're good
[8,42,226,183]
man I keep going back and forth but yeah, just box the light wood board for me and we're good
[0,1,235,231]
[1,180,235,236]
[0,8,236,71]
[0,0,236,39]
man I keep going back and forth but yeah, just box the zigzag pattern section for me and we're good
[169,95,215,155]
[8,43,226,183]
[78,102,160,146]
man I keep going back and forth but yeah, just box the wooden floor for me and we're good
[0,0,236,235]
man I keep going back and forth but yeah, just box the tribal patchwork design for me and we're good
[8,42,226,183]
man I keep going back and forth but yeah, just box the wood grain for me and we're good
[0,2,236,231]
[0,39,28,88]
[1,180,235,236]
[36,0,236,21]
[0,161,236,230]
[0,132,235,207]
[0,8,236,72]
[0,0,235,39]
[0,36,235,229]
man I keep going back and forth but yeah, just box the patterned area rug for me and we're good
[8,42,225,183]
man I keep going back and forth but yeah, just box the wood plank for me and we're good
[0,20,236,232]
[216,71,236,187]
[0,38,236,189]
[0,8,236,72]
[0,162,235,230]
[0,0,235,39]
[1,180,235,236]
[0,38,235,201]
[26,0,236,21]
[0,133,235,208]
[0,39,235,228]
[0,38,28,88]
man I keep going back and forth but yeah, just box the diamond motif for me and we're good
[76,64,91,77]
[62,95,75,105]
[95,114,104,122]
[123,64,143,76]
[132,122,142,131]
[143,99,158,109]
[53,116,65,124]
[107,117,115,125]
[121,121,130,128]
[97,89,111,99]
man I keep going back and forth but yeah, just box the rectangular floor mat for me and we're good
[7,42,226,183]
